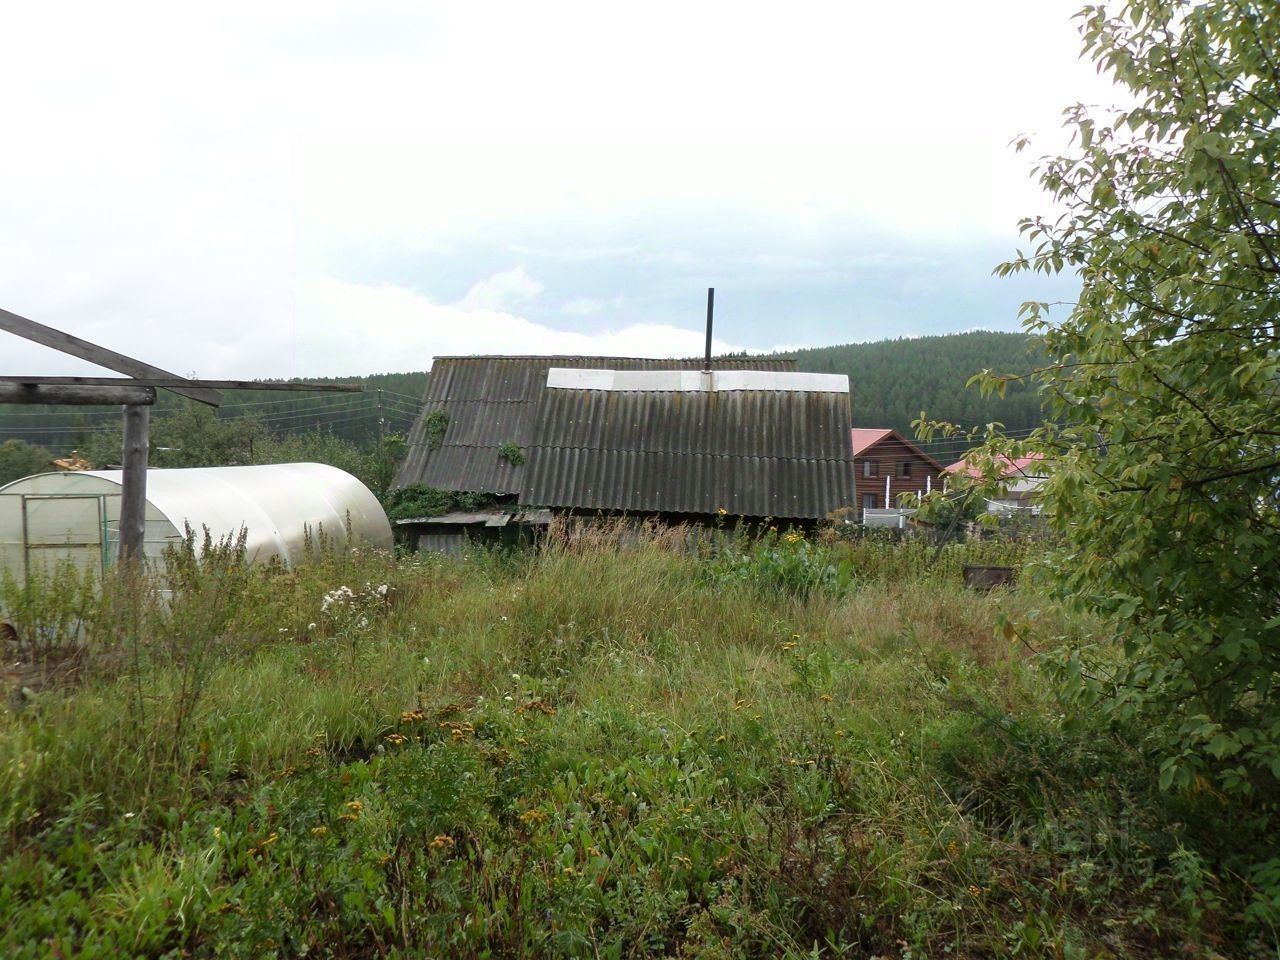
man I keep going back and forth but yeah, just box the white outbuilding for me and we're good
[0,463,392,584]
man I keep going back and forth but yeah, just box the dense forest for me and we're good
[789,330,1046,438]
[0,331,1044,471]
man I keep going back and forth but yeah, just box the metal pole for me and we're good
[119,404,150,568]
[703,288,714,372]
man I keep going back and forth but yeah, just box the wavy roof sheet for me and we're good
[522,382,855,520]
[395,355,795,494]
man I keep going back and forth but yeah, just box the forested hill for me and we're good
[0,332,1045,456]
[787,330,1046,439]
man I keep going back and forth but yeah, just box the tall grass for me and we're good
[0,528,1270,957]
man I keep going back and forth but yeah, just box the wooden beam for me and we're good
[0,307,223,406]
[0,383,156,405]
[118,406,150,568]
[0,375,362,393]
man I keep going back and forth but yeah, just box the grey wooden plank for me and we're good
[0,383,156,405]
[0,307,223,405]
[0,375,360,393]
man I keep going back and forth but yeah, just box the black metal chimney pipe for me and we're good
[704,287,714,372]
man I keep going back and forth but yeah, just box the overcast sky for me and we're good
[1,1,1116,379]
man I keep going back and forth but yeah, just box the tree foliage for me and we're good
[79,405,407,498]
[991,0,1279,820]
[0,439,52,487]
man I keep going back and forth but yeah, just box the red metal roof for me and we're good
[849,428,944,470]
[849,428,894,457]
[944,452,1046,479]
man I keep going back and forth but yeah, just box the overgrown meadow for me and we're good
[0,528,1273,958]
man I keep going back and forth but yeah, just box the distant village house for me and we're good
[849,428,944,524]
[943,452,1047,514]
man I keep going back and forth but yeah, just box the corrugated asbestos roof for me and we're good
[521,387,855,519]
[395,355,795,494]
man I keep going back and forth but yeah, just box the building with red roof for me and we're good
[944,451,1048,513]
[849,428,945,521]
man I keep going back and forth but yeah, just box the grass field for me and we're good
[0,528,1270,958]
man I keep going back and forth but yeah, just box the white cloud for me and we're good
[0,0,1109,381]
[457,266,544,311]
[294,276,773,374]
[561,296,627,317]
[561,297,604,317]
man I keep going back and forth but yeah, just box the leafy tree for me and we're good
[74,406,407,497]
[988,0,1279,825]
[253,429,407,498]
[0,439,53,487]
[147,406,268,468]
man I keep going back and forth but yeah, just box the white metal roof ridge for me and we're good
[545,368,849,393]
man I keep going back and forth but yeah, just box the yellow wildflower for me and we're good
[519,808,548,826]
[345,800,363,813]
[429,835,454,850]
[311,826,329,837]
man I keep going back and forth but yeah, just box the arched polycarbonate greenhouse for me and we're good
[0,463,392,585]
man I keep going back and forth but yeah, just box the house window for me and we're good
[896,460,912,479]
[862,460,878,478]
[862,493,878,512]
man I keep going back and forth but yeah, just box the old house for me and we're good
[394,356,856,552]
[849,428,944,523]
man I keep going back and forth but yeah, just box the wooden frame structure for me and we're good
[1,306,361,567]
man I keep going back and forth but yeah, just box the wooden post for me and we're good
[118,405,150,568]
[0,383,155,405]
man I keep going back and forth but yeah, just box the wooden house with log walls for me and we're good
[849,428,944,522]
